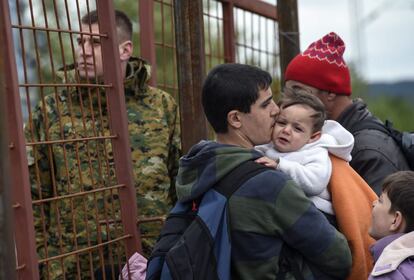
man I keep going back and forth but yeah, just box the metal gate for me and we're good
[3,1,140,279]
[1,0,296,279]
[171,0,281,151]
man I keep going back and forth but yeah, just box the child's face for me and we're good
[272,104,320,153]
[369,191,396,240]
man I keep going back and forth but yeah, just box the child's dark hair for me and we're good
[279,87,326,133]
[382,171,414,233]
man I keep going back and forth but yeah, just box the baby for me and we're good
[256,89,354,223]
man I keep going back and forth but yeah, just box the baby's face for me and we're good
[272,104,316,153]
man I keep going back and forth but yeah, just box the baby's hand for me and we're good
[255,156,278,169]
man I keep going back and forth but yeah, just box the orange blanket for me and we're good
[329,155,378,280]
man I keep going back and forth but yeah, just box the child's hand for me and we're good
[255,156,278,169]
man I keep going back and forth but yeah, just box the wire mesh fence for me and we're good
[2,0,281,278]
[7,1,140,279]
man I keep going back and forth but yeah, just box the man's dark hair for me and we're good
[279,87,326,133]
[382,171,414,233]
[81,9,132,42]
[202,63,272,133]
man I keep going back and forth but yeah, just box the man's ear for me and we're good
[326,92,337,101]
[227,110,242,129]
[119,40,133,62]
[390,211,406,233]
[307,131,322,144]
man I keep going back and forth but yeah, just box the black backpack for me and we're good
[145,160,306,280]
[350,116,414,170]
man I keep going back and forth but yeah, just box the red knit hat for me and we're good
[285,32,351,95]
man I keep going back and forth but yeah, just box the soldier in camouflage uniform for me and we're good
[25,10,181,279]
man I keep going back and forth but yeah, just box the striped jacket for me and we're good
[176,140,352,279]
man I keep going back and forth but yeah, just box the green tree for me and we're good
[350,65,413,131]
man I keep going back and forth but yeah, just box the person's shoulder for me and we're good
[238,168,292,194]
[234,167,310,210]
[148,86,177,102]
[33,94,61,114]
[41,93,59,104]
[144,86,178,113]
[353,128,396,150]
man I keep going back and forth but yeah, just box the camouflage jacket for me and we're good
[25,57,181,278]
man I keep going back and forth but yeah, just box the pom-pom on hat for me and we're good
[285,32,351,95]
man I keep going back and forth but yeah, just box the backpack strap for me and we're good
[215,161,306,280]
[190,161,269,211]
[276,245,306,280]
[214,160,270,199]
[349,116,390,136]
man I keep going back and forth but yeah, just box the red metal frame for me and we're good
[97,0,142,256]
[139,0,157,86]
[221,0,277,20]
[174,0,208,153]
[1,0,40,278]
[0,2,18,279]
[221,0,278,64]
[4,0,144,277]
[153,0,179,98]
[137,0,277,84]
[222,1,235,62]
[2,0,282,277]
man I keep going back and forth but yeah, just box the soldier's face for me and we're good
[76,23,104,80]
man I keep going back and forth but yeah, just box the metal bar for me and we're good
[19,83,112,88]
[97,0,142,256]
[56,4,108,275]
[277,0,299,84]
[222,1,235,63]
[137,216,165,224]
[26,135,117,146]
[139,0,157,86]
[202,12,222,21]
[32,184,125,204]
[204,0,212,69]
[83,4,122,274]
[174,0,208,153]
[151,0,179,96]
[16,264,26,271]
[216,0,224,63]
[160,1,166,88]
[0,2,17,279]
[82,9,121,269]
[0,0,40,278]
[38,234,131,263]
[242,8,248,63]
[153,41,176,48]
[11,24,109,37]
[188,0,207,137]
[265,17,270,70]
[235,42,278,55]
[220,0,277,20]
[170,1,179,98]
